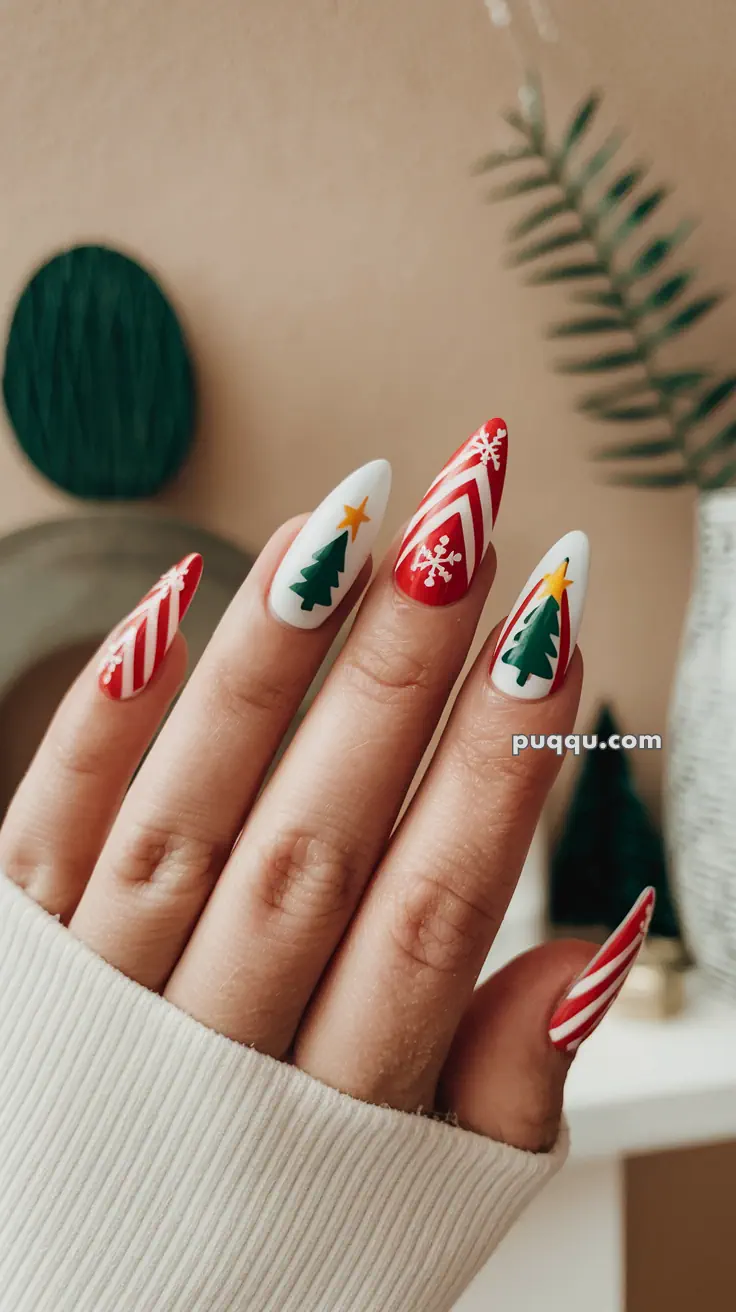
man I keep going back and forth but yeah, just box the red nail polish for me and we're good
[98,553,203,701]
[393,419,507,606]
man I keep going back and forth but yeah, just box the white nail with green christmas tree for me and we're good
[269,459,392,630]
[489,530,590,700]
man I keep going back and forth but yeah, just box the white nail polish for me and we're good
[490,530,590,700]
[269,459,392,630]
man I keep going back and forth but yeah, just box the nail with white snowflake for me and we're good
[269,459,392,630]
[98,553,203,701]
[393,418,508,606]
[549,887,655,1054]
[489,530,589,700]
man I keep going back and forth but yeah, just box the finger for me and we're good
[440,887,655,1151]
[0,553,201,921]
[164,419,508,1049]
[70,460,389,988]
[294,531,588,1108]
[437,941,591,1152]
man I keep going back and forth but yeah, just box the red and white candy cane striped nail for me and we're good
[393,418,508,605]
[548,887,655,1055]
[98,553,203,701]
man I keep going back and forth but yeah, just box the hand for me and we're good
[0,423,648,1155]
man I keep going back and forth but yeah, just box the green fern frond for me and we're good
[547,316,628,337]
[560,93,601,156]
[479,77,731,489]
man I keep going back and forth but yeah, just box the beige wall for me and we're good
[0,1,734,1306]
[1,0,721,815]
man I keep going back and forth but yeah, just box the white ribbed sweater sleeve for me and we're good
[0,873,567,1311]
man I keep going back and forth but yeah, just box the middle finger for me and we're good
[165,419,508,1050]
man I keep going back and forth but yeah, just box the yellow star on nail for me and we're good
[540,557,573,604]
[337,496,371,542]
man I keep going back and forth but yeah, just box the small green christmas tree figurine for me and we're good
[290,530,348,611]
[550,704,679,937]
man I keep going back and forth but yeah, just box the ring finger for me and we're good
[293,530,589,1110]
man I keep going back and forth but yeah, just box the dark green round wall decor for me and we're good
[2,245,195,499]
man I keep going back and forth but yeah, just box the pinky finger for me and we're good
[0,555,200,922]
[437,941,593,1152]
[438,888,654,1152]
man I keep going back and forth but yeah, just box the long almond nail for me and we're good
[269,459,392,630]
[393,418,508,605]
[98,553,203,701]
[548,887,655,1054]
[490,529,589,700]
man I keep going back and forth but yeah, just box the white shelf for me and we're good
[565,972,736,1160]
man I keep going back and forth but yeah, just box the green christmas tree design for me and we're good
[290,530,349,611]
[502,596,560,686]
[501,557,571,687]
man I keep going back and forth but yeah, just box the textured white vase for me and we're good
[666,489,736,991]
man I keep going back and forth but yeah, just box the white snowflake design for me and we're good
[154,565,187,595]
[470,425,506,470]
[98,647,125,683]
[411,536,463,588]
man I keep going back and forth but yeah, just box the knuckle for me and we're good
[53,733,107,786]
[252,825,363,927]
[0,848,34,888]
[340,633,435,708]
[113,819,227,902]
[390,872,494,977]
[452,727,538,790]
[0,849,61,911]
[214,660,293,723]
[505,1106,562,1154]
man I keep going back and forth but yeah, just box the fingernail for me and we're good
[490,529,589,700]
[393,418,508,605]
[98,553,203,701]
[269,459,392,630]
[548,887,655,1054]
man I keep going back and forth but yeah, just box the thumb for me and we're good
[437,940,590,1153]
[437,888,654,1152]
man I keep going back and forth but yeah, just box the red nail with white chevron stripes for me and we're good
[98,553,203,701]
[548,887,655,1054]
[393,418,508,605]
